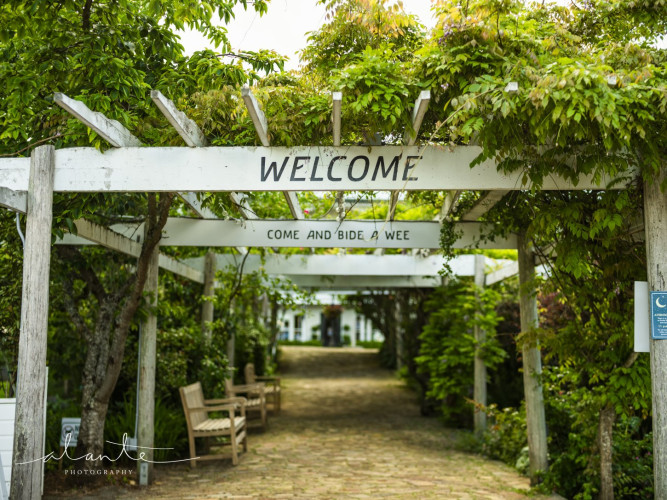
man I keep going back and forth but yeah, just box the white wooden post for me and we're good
[473,254,487,437]
[644,168,667,497]
[11,145,55,500]
[517,234,548,484]
[201,251,216,341]
[137,241,159,486]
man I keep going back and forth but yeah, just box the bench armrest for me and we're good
[230,383,265,394]
[256,376,280,384]
[204,396,247,407]
[187,404,237,413]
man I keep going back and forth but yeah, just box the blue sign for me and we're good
[651,292,667,340]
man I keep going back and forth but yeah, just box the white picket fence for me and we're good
[0,398,15,500]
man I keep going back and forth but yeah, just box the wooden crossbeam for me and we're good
[280,275,443,289]
[242,86,304,220]
[228,192,257,220]
[0,181,205,282]
[150,90,249,256]
[55,93,215,219]
[181,253,516,280]
[389,90,431,220]
[0,145,627,193]
[151,90,254,221]
[405,90,431,147]
[332,91,342,146]
[438,190,462,222]
[54,93,142,147]
[0,186,27,213]
[461,190,509,221]
[104,218,518,250]
[150,90,208,148]
[65,219,204,283]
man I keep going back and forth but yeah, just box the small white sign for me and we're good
[634,281,650,353]
[60,418,80,448]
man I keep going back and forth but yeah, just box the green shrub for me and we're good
[105,395,187,462]
[44,395,78,471]
[278,339,322,346]
[357,340,383,349]
[481,404,527,470]
[415,280,505,427]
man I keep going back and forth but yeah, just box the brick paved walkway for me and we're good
[50,346,550,499]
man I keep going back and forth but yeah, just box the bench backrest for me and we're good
[244,363,257,384]
[179,382,208,429]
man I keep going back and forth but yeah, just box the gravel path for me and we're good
[48,346,549,499]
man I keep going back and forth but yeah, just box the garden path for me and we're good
[51,346,552,499]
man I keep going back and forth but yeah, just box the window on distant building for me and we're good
[294,314,303,341]
[280,319,290,341]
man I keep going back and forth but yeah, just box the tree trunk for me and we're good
[644,167,667,498]
[395,291,404,370]
[598,403,616,500]
[75,299,118,466]
[201,250,216,341]
[72,193,174,470]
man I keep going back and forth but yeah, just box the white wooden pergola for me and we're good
[0,87,634,497]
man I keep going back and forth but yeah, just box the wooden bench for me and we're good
[179,382,248,467]
[245,362,281,413]
[224,378,267,429]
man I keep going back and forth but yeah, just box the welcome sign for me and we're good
[0,145,616,193]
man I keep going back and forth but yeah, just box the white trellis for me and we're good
[0,87,645,495]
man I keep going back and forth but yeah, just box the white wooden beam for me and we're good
[406,90,430,147]
[108,219,517,250]
[210,253,486,277]
[332,91,342,146]
[176,192,217,219]
[228,192,257,220]
[149,89,250,252]
[284,192,304,220]
[242,86,270,147]
[182,253,517,281]
[0,146,626,193]
[241,87,304,220]
[54,93,142,147]
[66,219,204,283]
[0,187,27,213]
[150,90,208,148]
[389,91,431,220]
[282,275,443,289]
[485,261,519,286]
[461,190,509,221]
[438,190,461,222]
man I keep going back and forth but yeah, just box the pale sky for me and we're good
[179,0,437,70]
